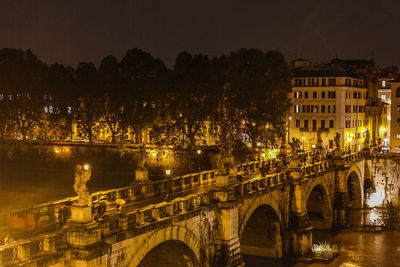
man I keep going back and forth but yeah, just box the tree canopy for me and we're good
[0,48,291,163]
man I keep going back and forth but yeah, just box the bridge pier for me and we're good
[214,204,244,267]
[66,205,110,267]
[333,153,350,229]
[289,164,313,256]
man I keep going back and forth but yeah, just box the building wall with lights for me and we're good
[290,73,368,151]
[378,78,392,147]
[390,77,400,152]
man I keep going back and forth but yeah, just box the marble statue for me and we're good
[74,164,91,205]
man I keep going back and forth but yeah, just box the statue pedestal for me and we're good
[70,205,92,223]
[135,169,149,181]
[288,156,300,169]
[333,149,343,159]
[134,169,153,196]
[278,145,287,158]
[317,140,323,150]
[363,142,371,152]
[66,208,110,266]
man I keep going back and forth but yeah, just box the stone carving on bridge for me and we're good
[365,129,370,144]
[317,130,323,149]
[363,129,371,151]
[137,146,148,171]
[217,147,227,175]
[290,138,300,155]
[74,164,91,206]
[334,132,341,150]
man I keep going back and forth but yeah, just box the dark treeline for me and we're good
[0,48,291,156]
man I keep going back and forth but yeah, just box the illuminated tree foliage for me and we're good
[0,48,291,159]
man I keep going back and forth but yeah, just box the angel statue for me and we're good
[74,164,91,205]
[334,132,341,150]
[137,146,148,171]
[365,129,371,144]
[290,137,300,155]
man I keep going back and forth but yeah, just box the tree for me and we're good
[73,62,101,143]
[381,202,400,231]
[98,56,127,143]
[158,52,219,149]
[39,63,75,140]
[224,49,291,149]
[120,49,167,144]
[0,49,48,140]
[0,96,12,140]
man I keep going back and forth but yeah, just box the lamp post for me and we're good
[302,136,306,151]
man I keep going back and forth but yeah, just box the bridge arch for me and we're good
[137,240,199,267]
[129,226,203,267]
[240,193,283,238]
[305,183,332,229]
[347,170,363,209]
[240,199,283,258]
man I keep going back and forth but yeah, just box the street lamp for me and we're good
[165,169,171,176]
[302,136,306,151]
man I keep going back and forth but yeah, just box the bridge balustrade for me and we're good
[0,231,64,266]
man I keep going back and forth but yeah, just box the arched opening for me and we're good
[138,240,199,267]
[241,205,282,259]
[396,87,400,98]
[306,185,332,229]
[347,171,362,209]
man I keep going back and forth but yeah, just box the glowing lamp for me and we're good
[165,169,171,175]
[55,149,59,153]
[261,153,265,158]
[197,149,201,155]
[311,144,316,149]
[302,136,306,140]
[83,164,89,171]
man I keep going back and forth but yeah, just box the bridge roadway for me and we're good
[0,151,368,266]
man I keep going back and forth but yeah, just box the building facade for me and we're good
[289,59,384,151]
[390,77,400,152]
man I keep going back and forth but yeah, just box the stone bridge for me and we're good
[0,151,374,267]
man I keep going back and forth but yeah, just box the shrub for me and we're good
[312,241,338,258]
[381,201,400,231]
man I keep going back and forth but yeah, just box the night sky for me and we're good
[1,0,399,68]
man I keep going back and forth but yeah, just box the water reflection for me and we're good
[347,209,383,227]
[244,209,400,267]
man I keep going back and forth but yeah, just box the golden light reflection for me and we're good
[366,189,384,207]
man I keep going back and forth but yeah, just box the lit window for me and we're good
[397,135,400,140]
[382,81,386,87]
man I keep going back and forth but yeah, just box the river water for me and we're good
[244,209,400,267]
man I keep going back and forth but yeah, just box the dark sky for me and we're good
[1,0,399,68]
